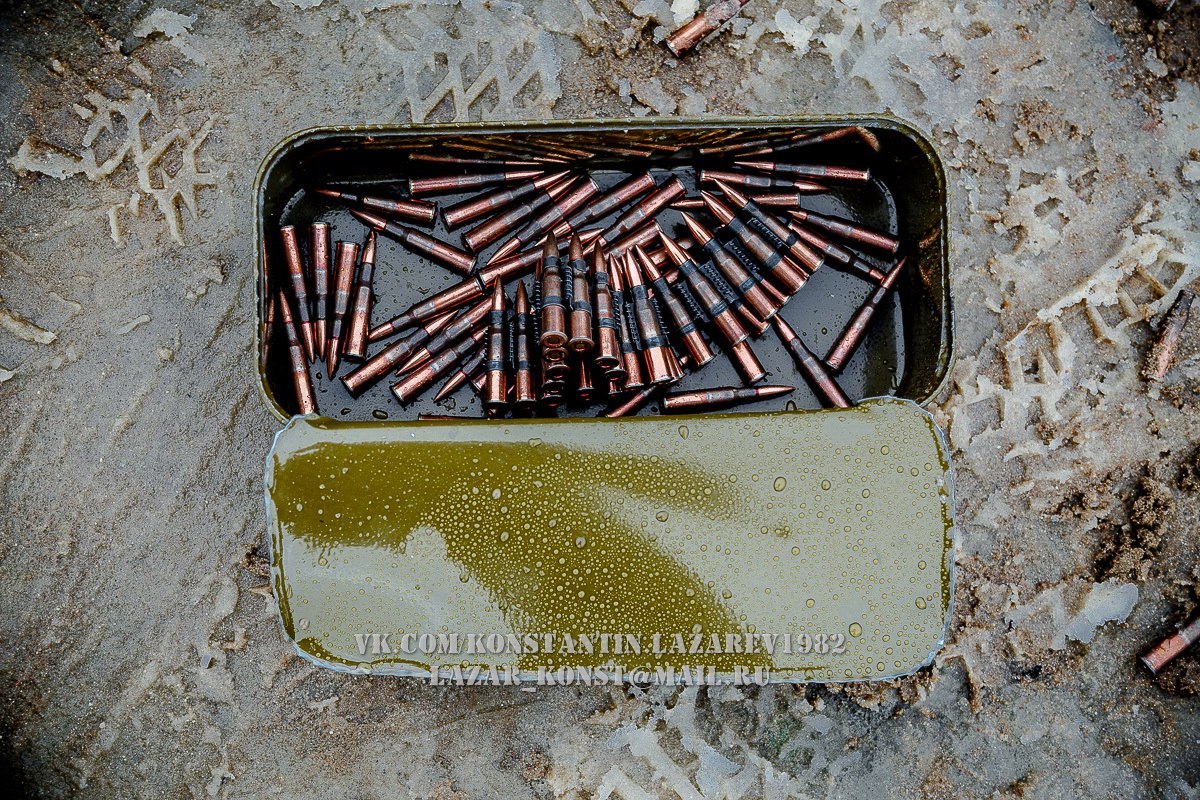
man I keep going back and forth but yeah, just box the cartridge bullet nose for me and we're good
[607,255,624,292]
[755,385,795,401]
[488,237,521,264]
[535,170,573,189]
[711,179,749,208]
[625,249,646,287]
[657,232,690,266]
[678,212,713,245]
[491,279,504,310]
[636,246,663,282]
[350,209,388,230]
[542,235,560,260]
[770,315,798,341]
[699,192,735,225]
[515,280,530,315]
[568,234,584,262]
[734,160,771,173]
[432,383,462,404]
[362,231,377,264]
[313,187,342,200]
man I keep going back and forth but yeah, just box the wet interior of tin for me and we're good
[267,399,956,681]
[257,122,949,421]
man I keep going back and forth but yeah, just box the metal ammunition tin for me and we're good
[255,117,951,421]
[254,119,956,683]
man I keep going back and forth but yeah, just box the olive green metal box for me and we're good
[255,118,955,682]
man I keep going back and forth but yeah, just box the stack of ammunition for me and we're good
[268,126,908,419]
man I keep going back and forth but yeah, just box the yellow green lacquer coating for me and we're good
[266,398,955,682]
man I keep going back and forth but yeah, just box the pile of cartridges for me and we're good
[270,126,907,419]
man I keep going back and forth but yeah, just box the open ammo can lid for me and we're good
[266,398,954,682]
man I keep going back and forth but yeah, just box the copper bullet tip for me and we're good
[678,211,714,245]
[488,237,521,264]
[711,178,749,208]
[636,247,664,282]
[362,230,377,263]
[313,187,342,200]
[350,208,388,230]
[771,315,798,341]
[490,279,504,310]
[542,235,560,260]
[607,254,624,292]
[536,170,573,189]
[755,385,795,400]
[515,280,530,314]
[625,249,646,287]
[568,233,584,262]
[734,160,772,172]
[657,231,690,266]
[699,191,735,225]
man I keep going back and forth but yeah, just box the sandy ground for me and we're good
[1,0,1198,797]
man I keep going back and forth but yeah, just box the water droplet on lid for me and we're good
[773,476,787,491]
[916,597,927,609]
[849,623,862,637]
[805,598,815,608]
[820,480,831,491]
[655,511,669,522]
[678,425,689,439]
[790,546,800,555]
